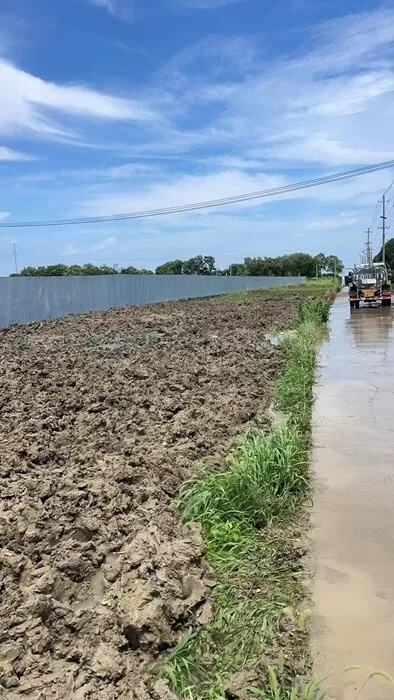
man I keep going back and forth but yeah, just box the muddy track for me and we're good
[0,292,301,699]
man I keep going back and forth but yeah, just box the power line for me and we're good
[1,160,394,229]
[369,198,381,230]
[384,178,394,196]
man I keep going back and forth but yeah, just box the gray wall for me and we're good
[0,275,305,329]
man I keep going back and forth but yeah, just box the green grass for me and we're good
[159,296,332,699]
[222,277,340,302]
[180,426,308,530]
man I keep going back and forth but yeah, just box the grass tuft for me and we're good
[160,291,333,699]
[296,298,331,325]
[179,426,309,530]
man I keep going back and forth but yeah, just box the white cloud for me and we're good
[0,211,10,221]
[306,212,359,232]
[78,165,392,221]
[81,169,286,216]
[263,135,394,167]
[204,155,267,169]
[175,0,247,8]
[86,0,134,20]
[146,7,394,168]
[0,146,33,161]
[93,235,117,251]
[0,58,156,140]
[64,235,117,255]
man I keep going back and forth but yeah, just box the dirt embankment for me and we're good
[0,292,301,699]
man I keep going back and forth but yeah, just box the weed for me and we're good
[275,321,321,433]
[179,426,308,531]
[222,277,340,302]
[160,297,332,699]
[296,298,331,325]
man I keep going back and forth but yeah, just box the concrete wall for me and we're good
[0,275,305,328]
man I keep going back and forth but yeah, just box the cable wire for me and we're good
[369,198,381,230]
[384,178,394,195]
[1,160,394,229]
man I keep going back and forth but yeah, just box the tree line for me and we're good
[12,263,153,277]
[12,252,344,278]
[374,238,394,270]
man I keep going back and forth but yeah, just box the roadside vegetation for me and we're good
[221,277,340,304]
[11,252,344,278]
[160,282,334,699]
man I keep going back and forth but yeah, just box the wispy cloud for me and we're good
[64,235,117,256]
[174,0,248,8]
[0,58,156,140]
[80,169,286,216]
[156,7,394,167]
[86,0,134,20]
[0,146,34,161]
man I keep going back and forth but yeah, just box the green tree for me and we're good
[313,253,327,277]
[17,266,39,276]
[121,266,153,274]
[40,264,69,276]
[228,263,246,276]
[66,265,83,276]
[183,255,216,275]
[281,253,316,277]
[18,263,119,276]
[325,255,344,275]
[244,257,271,275]
[155,259,184,275]
[374,239,394,271]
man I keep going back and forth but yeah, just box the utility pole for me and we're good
[13,241,18,274]
[381,194,387,266]
[365,227,373,265]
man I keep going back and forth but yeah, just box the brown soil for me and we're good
[0,292,301,699]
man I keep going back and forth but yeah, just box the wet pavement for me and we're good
[311,290,394,699]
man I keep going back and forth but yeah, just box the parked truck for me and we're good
[349,262,391,309]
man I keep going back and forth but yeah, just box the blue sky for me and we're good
[0,0,393,274]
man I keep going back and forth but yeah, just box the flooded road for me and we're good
[311,291,394,699]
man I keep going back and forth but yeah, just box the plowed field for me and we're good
[0,292,302,699]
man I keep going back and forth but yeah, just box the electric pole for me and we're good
[13,241,18,274]
[381,194,387,266]
[365,228,373,265]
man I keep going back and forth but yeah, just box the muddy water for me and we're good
[311,291,394,699]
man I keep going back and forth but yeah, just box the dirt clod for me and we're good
[0,292,300,697]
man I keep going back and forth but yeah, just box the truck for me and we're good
[349,262,391,309]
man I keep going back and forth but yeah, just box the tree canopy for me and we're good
[239,253,343,278]
[14,263,153,277]
[120,266,153,275]
[155,259,184,275]
[12,251,344,278]
[155,256,216,275]
[374,238,394,271]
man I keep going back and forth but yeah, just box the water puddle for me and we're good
[311,292,394,699]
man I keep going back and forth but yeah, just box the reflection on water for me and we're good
[311,293,394,700]
[347,306,394,350]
